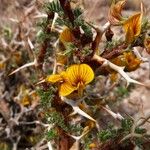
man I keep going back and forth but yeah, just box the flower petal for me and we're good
[125,25,134,44]
[112,0,125,19]
[59,82,77,96]
[79,64,94,84]
[59,27,74,43]
[66,64,79,85]
[108,0,126,25]
[123,13,142,43]
[46,74,62,83]
[56,52,68,65]
[124,52,141,71]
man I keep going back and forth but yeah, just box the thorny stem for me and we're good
[50,93,74,150]
[9,37,37,75]
[12,136,21,150]
[87,21,111,55]
[101,105,124,121]
[59,0,81,40]
[9,60,36,75]
[59,0,75,26]
[92,54,144,86]
[102,44,126,59]
[137,112,150,127]
[120,112,150,143]
[120,133,144,143]
[133,47,149,62]
[37,12,54,71]
[61,96,100,130]
[51,13,59,31]
[68,127,90,150]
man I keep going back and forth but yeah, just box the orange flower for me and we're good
[111,51,141,72]
[108,0,126,25]
[123,13,142,44]
[59,27,74,43]
[123,52,141,71]
[46,64,94,96]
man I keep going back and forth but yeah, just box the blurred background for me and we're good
[0,0,150,149]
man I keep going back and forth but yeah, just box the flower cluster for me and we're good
[109,0,143,44]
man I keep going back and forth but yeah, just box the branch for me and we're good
[69,126,90,150]
[47,141,53,150]
[51,13,59,31]
[37,12,54,70]
[120,133,143,143]
[101,105,124,121]
[133,47,149,62]
[59,0,75,26]
[9,60,37,76]
[92,54,145,86]
[87,22,111,55]
[9,37,37,75]
[120,112,150,143]
[61,96,100,130]
[137,112,150,127]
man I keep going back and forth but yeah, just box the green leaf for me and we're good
[135,127,147,134]
[81,24,93,38]
[116,86,129,97]
[37,87,56,108]
[46,0,63,14]
[97,129,117,142]
[46,129,58,141]
[121,118,133,131]
[73,7,82,18]
[63,42,76,56]
[46,111,68,131]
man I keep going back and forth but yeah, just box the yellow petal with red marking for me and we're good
[59,82,77,96]
[46,74,63,83]
[78,64,94,84]
[66,64,94,85]
[66,64,79,85]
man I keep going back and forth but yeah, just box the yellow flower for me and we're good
[56,27,75,65]
[89,143,97,149]
[46,64,94,96]
[123,13,142,44]
[108,0,126,25]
